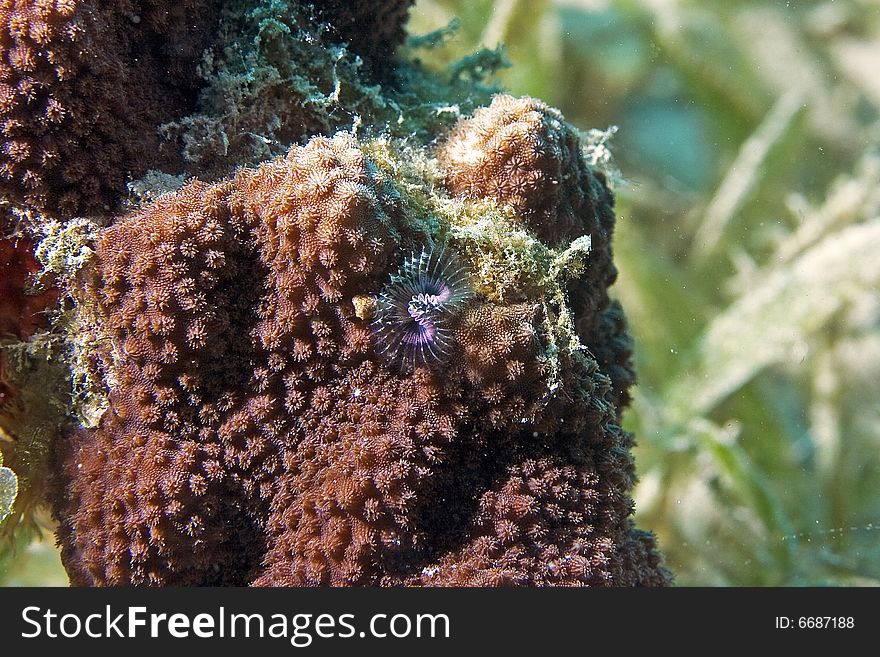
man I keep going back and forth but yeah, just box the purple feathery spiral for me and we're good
[373,245,472,369]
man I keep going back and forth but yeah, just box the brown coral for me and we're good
[53,134,402,584]
[413,443,663,586]
[439,94,629,411]
[452,302,547,430]
[51,130,668,587]
[439,94,614,248]
[253,363,466,585]
[0,0,220,216]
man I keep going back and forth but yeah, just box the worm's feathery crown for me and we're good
[373,246,472,369]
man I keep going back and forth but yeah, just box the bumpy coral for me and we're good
[0,0,219,216]
[52,124,668,586]
[53,134,401,584]
[439,94,630,410]
[413,445,663,586]
[452,303,548,429]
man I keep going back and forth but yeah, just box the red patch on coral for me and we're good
[0,233,55,341]
[0,217,58,429]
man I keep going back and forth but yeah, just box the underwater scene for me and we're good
[1,0,879,587]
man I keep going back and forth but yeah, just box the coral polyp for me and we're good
[373,247,473,369]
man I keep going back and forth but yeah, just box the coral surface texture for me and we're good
[0,0,669,586]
